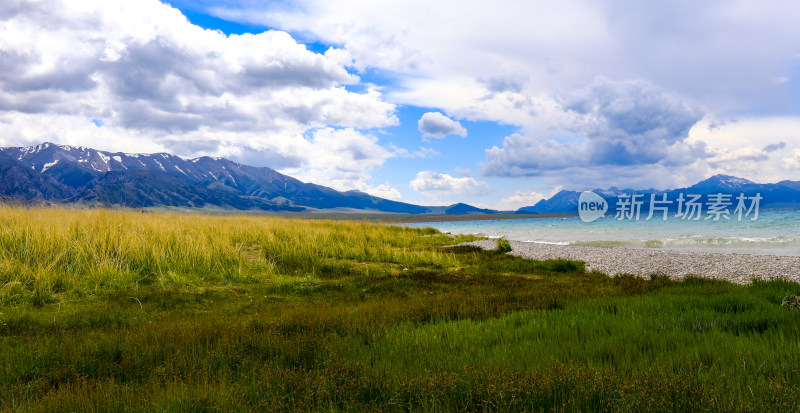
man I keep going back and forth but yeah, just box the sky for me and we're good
[2,1,800,209]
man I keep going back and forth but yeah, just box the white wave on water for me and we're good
[563,236,799,250]
[403,209,800,256]
[697,235,791,244]
[651,235,798,247]
[466,233,504,239]
[522,240,572,246]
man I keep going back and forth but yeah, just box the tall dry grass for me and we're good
[0,206,464,306]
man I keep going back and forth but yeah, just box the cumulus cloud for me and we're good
[284,127,393,190]
[410,171,489,197]
[209,2,425,73]
[685,117,800,185]
[566,77,702,160]
[0,0,398,191]
[200,0,800,190]
[361,183,402,200]
[493,190,549,211]
[483,77,707,178]
[720,147,770,162]
[208,0,800,118]
[417,112,467,139]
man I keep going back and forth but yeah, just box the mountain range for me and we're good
[1,143,797,215]
[517,174,800,214]
[0,142,495,214]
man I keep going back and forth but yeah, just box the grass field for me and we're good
[1,206,799,411]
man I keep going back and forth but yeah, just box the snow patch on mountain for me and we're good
[41,160,59,173]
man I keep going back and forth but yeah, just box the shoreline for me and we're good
[139,208,575,223]
[377,213,574,223]
[462,239,800,284]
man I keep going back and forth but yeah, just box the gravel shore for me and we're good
[460,239,800,284]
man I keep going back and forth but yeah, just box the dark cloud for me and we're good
[481,73,528,93]
[565,77,703,164]
[102,40,208,105]
[283,102,333,125]
[115,103,205,133]
[763,141,786,152]
[0,45,99,95]
[0,91,59,114]
[483,135,581,176]
[483,77,707,177]
[0,2,20,18]
[240,55,354,89]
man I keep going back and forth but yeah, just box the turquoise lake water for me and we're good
[403,209,800,256]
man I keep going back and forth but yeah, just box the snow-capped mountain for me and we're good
[2,142,285,185]
[687,174,756,191]
[517,174,800,214]
[0,142,439,212]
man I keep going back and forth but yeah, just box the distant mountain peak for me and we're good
[444,203,498,215]
[515,173,800,214]
[692,174,754,189]
[0,142,489,215]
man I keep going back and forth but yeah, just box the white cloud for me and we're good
[208,0,800,117]
[205,0,800,190]
[493,190,548,211]
[783,148,800,170]
[0,0,398,190]
[684,117,800,184]
[487,184,566,211]
[411,147,441,158]
[417,112,467,139]
[410,171,489,197]
[483,78,707,180]
[479,115,800,191]
[283,127,393,191]
[391,144,441,158]
[361,183,402,200]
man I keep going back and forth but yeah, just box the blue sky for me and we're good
[2,1,800,209]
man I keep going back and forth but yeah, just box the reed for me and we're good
[0,206,466,306]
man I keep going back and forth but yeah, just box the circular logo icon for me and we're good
[578,191,608,222]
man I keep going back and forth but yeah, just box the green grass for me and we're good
[495,237,513,253]
[0,206,799,411]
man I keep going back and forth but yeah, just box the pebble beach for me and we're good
[461,239,800,284]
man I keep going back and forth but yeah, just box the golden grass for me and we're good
[0,205,468,306]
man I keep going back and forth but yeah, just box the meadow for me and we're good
[0,206,799,411]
